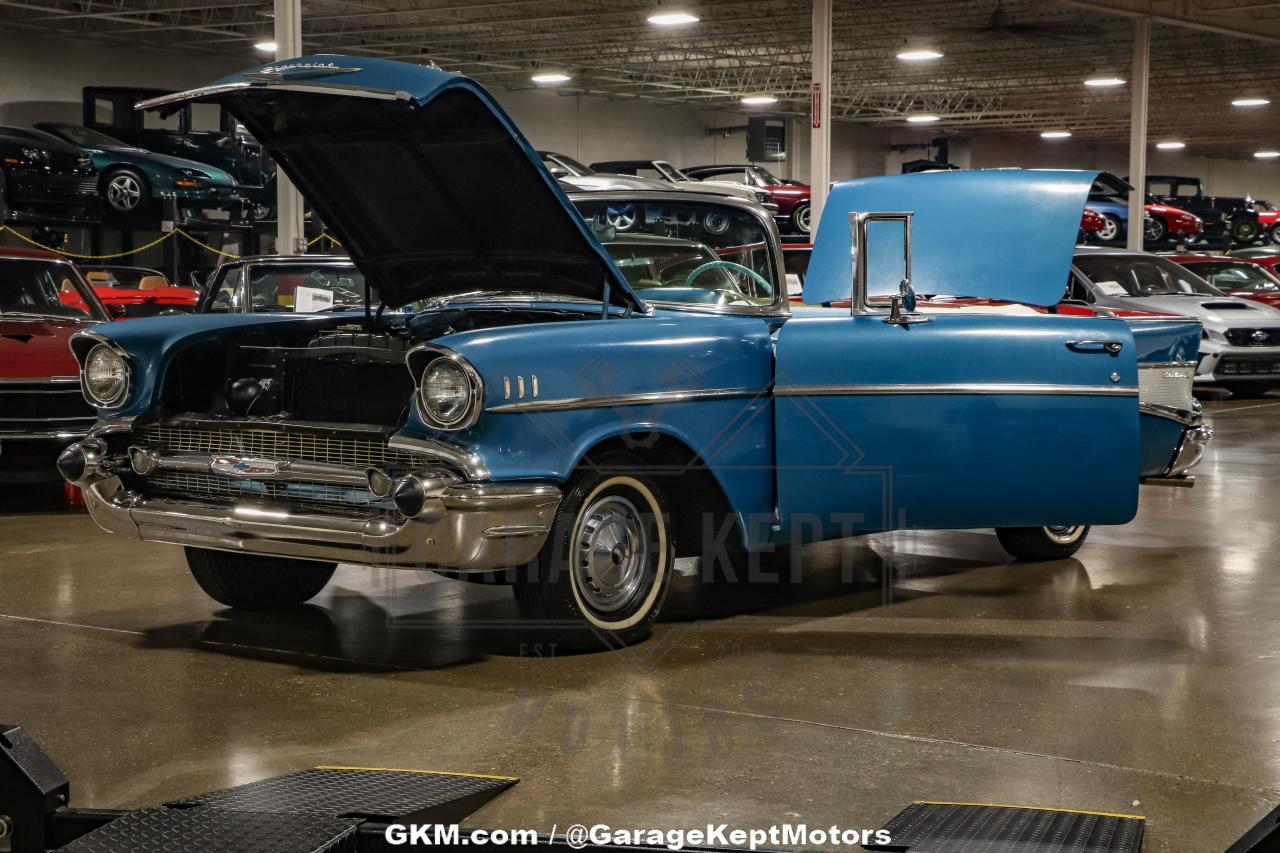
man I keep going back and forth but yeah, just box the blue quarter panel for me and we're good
[774,312,1140,538]
[1128,318,1202,364]
[1139,414,1187,476]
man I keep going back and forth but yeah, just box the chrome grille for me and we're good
[148,470,394,513]
[1225,328,1280,347]
[1139,363,1195,411]
[135,424,429,469]
[0,380,95,434]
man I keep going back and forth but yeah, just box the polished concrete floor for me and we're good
[2,396,1278,852]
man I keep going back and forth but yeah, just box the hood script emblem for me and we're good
[210,455,282,478]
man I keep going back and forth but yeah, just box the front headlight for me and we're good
[417,356,481,429]
[83,344,130,407]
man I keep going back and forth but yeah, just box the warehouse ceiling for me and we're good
[3,0,1280,158]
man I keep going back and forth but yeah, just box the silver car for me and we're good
[1072,246,1280,397]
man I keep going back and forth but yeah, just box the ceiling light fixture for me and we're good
[740,94,778,106]
[1084,75,1125,88]
[531,70,572,84]
[1156,141,1186,150]
[647,9,699,25]
[897,48,944,61]
[1255,150,1280,159]
[906,114,940,123]
[1040,130,1072,139]
[253,40,278,52]
[1233,97,1271,107]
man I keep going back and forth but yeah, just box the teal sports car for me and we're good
[34,123,241,220]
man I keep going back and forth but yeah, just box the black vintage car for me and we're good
[1144,174,1262,246]
[82,86,276,220]
[0,126,99,224]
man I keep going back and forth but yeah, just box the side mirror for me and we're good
[886,278,929,325]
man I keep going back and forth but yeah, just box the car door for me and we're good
[775,209,1139,541]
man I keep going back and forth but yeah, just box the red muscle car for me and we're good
[0,246,109,495]
[1166,253,1280,308]
[79,264,201,318]
[683,164,813,235]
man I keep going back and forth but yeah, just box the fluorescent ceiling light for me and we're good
[906,114,940,123]
[1156,141,1186,150]
[1084,76,1125,87]
[647,10,699,25]
[897,49,943,61]
[1256,150,1280,159]
[531,71,571,84]
[1040,130,1072,139]
[740,94,778,106]
[253,40,277,52]
[1234,97,1271,107]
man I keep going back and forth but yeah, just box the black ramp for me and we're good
[54,807,361,853]
[168,765,518,824]
[864,802,1145,852]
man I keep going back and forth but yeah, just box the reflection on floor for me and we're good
[1,392,1276,852]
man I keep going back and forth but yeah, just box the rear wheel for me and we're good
[1144,216,1167,243]
[102,167,149,215]
[1232,217,1261,245]
[996,525,1090,561]
[791,202,812,235]
[1270,223,1280,245]
[513,453,673,651]
[185,547,336,610]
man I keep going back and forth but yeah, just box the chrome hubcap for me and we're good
[1042,524,1085,545]
[795,205,811,233]
[573,494,649,613]
[106,175,142,211]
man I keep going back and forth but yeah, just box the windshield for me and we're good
[544,153,592,176]
[1075,254,1222,297]
[1183,262,1280,292]
[572,198,778,307]
[81,266,165,288]
[207,262,366,313]
[43,124,129,149]
[0,258,108,320]
[751,166,781,185]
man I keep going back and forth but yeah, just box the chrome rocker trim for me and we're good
[80,475,561,571]
[774,382,1138,397]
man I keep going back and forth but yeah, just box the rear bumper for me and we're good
[79,474,560,570]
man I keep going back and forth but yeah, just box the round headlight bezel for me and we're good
[81,342,130,408]
[415,351,482,430]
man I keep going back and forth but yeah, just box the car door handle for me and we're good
[1067,339,1124,355]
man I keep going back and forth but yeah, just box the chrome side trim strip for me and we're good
[774,383,1138,397]
[486,386,765,413]
[0,430,87,440]
[0,377,80,385]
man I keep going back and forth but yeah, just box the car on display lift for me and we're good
[588,158,779,212]
[35,122,242,221]
[1164,254,1280,308]
[0,247,107,494]
[1070,246,1280,397]
[1084,187,1203,246]
[1145,175,1262,246]
[0,125,99,224]
[1229,245,1280,274]
[56,56,1208,651]
[81,86,275,220]
[682,163,813,235]
[538,151,670,192]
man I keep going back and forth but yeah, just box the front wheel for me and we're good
[1270,223,1280,245]
[1096,214,1122,244]
[1232,217,1261,245]
[996,525,1090,561]
[185,547,336,610]
[1144,216,1167,243]
[102,168,149,215]
[514,454,674,651]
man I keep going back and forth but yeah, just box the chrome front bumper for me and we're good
[80,474,561,571]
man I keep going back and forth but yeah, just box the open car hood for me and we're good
[138,56,641,311]
[804,169,1104,307]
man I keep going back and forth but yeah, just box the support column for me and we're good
[274,0,305,255]
[1127,17,1150,251]
[809,0,832,230]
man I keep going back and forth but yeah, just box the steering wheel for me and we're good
[683,260,774,299]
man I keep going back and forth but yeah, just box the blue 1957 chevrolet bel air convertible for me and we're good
[56,56,1209,650]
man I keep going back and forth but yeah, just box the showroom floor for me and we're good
[1,395,1275,853]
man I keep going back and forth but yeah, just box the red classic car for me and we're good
[0,246,109,495]
[79,264,201,318]
[1166,253,1280,307]
[1254,206,1279,244]
[1080,207,1104,241]
[683,164,813,235]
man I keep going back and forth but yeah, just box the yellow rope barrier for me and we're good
[0,224,342,262]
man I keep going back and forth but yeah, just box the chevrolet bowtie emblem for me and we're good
[210,455,281,478]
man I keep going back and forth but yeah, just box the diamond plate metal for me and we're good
[167,768,516,822]
[55,807,360,853]
[867,803,1145,853]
